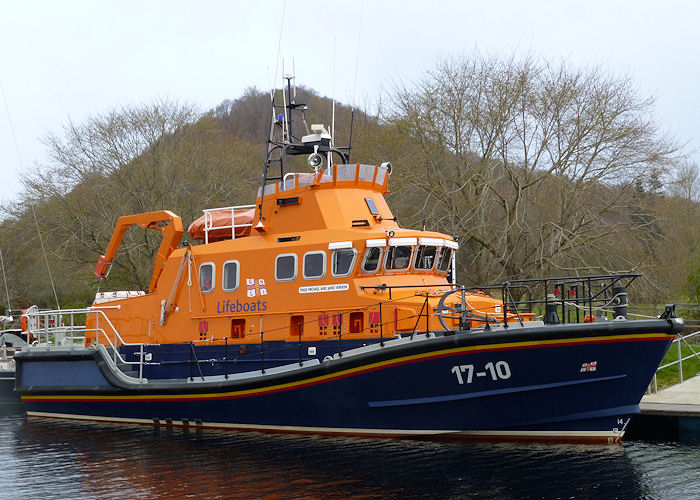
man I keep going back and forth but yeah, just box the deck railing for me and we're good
[201,204,255,244]
[26,307,149,380]
[648,330,700,393]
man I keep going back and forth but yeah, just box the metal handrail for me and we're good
[648,330,700,393]
[26,307,148,380]
[202,204,255,244]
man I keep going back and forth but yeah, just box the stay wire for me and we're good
[351,0,364,109]
[0,249,11,313]
[2,79,60,310]
[0,79,24,170]
[32,205,61,310]
[270,0,287,102]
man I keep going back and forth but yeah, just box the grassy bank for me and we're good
[651,340,700,390]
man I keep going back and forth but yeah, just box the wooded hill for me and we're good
[1,54,699,311]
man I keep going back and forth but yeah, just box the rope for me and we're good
[187,251,193,313]
[554,292,627,315]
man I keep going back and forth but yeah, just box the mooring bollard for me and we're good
[612,286,628,318]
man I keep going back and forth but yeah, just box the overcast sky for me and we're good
[0,0,698,203]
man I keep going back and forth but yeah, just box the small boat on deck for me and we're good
[14,76,682,443]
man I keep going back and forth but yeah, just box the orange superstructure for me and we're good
[87,162,516,348]
[85,76,525,350]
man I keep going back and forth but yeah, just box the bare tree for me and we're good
[13,99,260,295]
[670,161,700,201]
[388,53,681,285]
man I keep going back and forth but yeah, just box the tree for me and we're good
[11,99,260,298]
[387,53,681,287]
[670,161,700,201]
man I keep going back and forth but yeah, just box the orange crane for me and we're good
[93,210,183,293]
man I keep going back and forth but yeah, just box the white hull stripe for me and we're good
[26,411,624,440]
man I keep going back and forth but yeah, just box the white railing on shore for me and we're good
[27,307,148,380]
[648,330,700,393]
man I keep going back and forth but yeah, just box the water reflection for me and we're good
[0,415,698,499]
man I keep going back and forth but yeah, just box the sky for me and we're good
[0,0,698,203]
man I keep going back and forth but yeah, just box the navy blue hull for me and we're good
[0,370,19,403]
[15,319,680,442]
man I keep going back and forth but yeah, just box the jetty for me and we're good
[641,375,700,415]
[626,327,700,443]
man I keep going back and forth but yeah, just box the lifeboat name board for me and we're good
[298,284,350,294]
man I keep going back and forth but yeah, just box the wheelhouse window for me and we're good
[222,260,239,291]
[436,247,453,273]
[414,246,438,270]
[199,262,215,293]
[275,254,297,282]
[303,251,326,280]
[362,247,383,273]
[332,248,357,278]
[385,246,413,271]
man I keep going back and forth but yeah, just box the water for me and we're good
[0,404,698,499]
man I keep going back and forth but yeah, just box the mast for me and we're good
[256,75,351,229]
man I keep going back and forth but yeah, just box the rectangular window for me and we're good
[275,254,297,281]
[303,251,326,280]
[365,197,379,216]
[414,246,438,270]
[436,247,452,273]
[222,260,239,291]
[332,248,357,277]
[362,247,382,273]
[385,246,412,270]
[199,262,215,293]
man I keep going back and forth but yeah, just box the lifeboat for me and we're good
[14,75,683,443]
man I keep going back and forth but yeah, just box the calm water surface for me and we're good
[0,403,698,499]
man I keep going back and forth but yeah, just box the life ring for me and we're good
[20,307,35,342]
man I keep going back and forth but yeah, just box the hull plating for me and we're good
[16,321,677,443]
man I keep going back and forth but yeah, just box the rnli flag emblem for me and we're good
[246,278,267,297]
[580,361,597,372]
